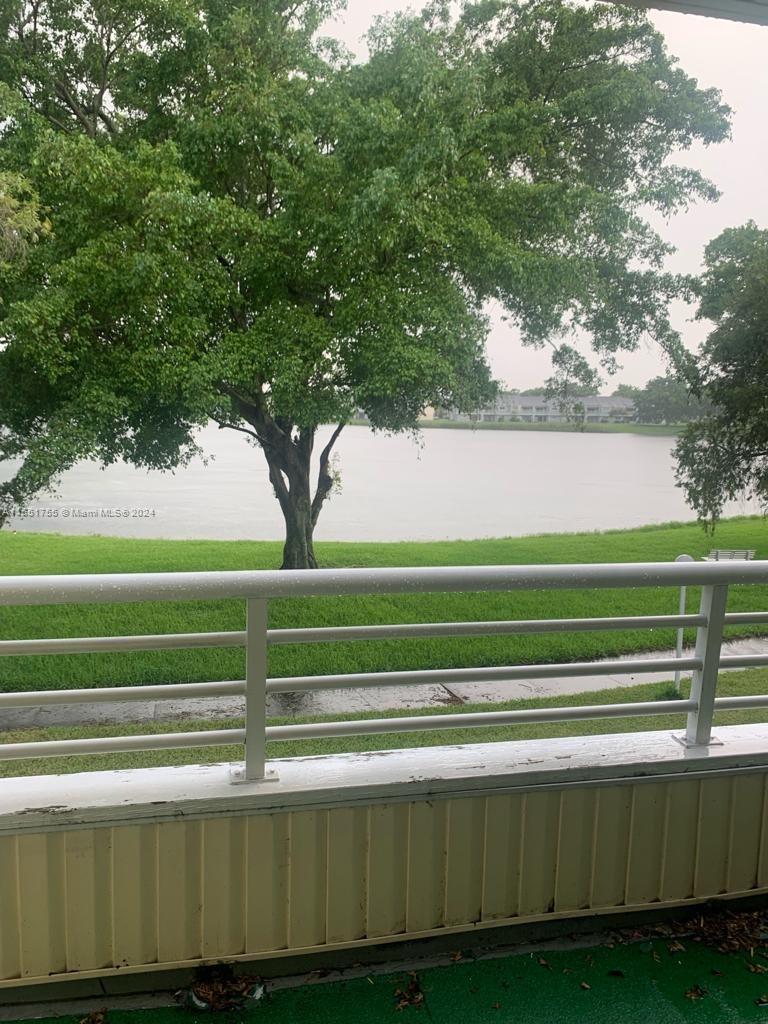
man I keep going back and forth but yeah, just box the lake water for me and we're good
[4,423,757,541]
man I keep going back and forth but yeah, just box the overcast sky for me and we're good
[325,3,768,392]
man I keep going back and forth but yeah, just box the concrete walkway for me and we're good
[3,636,768,730]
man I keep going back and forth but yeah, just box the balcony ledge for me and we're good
[2,723,768,833]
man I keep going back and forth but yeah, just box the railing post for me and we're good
[684,584,729,746]
[674,553,695,693]
[232,597,277,783]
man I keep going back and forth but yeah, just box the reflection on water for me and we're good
[5,423,757,542]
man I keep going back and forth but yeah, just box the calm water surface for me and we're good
[4,424,756,541]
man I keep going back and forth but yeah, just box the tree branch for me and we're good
[212,417,260,442]
[54,79,96,136]
[217,382,296,479]
[311,422,345,526]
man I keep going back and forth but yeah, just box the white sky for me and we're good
[325,3,768,391]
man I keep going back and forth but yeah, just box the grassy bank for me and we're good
[413,418,681,436]
[0,517,766,694]
[3,666,768,777]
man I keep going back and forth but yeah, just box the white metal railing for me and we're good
[1,561,768,781]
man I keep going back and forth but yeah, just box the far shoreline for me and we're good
[349,418,682,437]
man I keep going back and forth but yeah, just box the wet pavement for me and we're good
[3,636,768,729]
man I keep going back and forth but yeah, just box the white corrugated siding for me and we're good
[1,772,767,987]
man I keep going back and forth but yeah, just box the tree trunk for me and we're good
[217,387,344,570]
[256,423,344,570]
[280,480,318,570]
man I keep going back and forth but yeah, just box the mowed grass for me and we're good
[4,667,768,777]
[0,517,767,693]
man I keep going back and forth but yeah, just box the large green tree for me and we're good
[634,374,709,424]
[0,0,730,567]
[675,223,768,525]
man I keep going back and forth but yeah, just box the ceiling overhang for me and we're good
[622,0,768,24]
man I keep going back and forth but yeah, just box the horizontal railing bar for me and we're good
[0,695,698,760]
[714,695,768,711]
[0,728,245,761]
[718,654,768,670]
[724,612,768,625]
[266,699,698,741]
[0,680,245,709]
[270,614,707,645]
[0,614,709,657]
[0,632,247,657]
[0,652,704,708]
[266,657,702,693]
[2,560,768,606]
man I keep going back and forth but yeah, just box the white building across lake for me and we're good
[439,392,636,425]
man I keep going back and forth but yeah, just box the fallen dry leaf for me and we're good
[78,1011,107,1024]
[394,973,425,1011]
[685,985,707,1001]
[682,910,768,954]
[175,966,263,1012]
[580,981,591,991]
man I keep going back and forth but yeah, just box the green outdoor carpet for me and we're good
[15,934,768,1024]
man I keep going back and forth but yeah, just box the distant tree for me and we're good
[675,223,768,525]
[612,384,641,399]
[0,0,730,566]
[634,375,705,424]
[568,400,587,431]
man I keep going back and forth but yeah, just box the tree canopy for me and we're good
[611,383,641,399]
[0,170,45,264]
[633,374,708,424]
[675,222,768,525]
[0,0,730,566]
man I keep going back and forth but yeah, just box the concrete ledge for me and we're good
[3,723,768,832]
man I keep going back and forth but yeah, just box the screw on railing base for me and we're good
[229,765,280,785]
[671,732,724,749]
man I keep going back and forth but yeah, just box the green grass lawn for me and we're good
[4,666,768,777]
[414,417,681,436]
[0,517,766,694]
